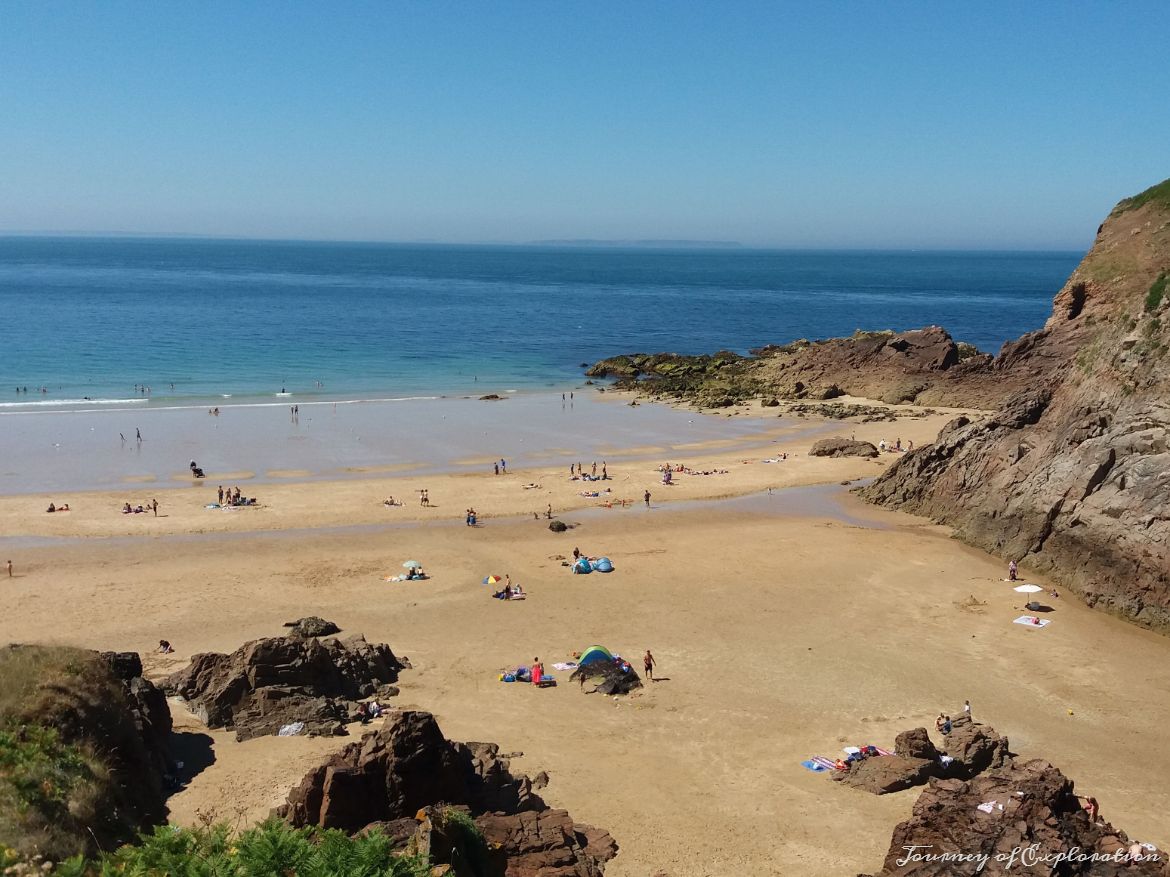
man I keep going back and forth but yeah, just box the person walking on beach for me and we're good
[643,649,656,681]
[500,458,506,474]
[644,489,651,508]
[136,428,142,442]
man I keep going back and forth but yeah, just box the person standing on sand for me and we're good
[218,485,224,504]
[151,498,158,517]
[494,462,499,476]
[602,462,607,480]
[136,428,142,442]
[546,503,552,519]
[6,560,11,578]
[1008,560,1019,581]
[644,650,655,681]
[964,700,972,721]
[500,458,507,474]
[644,489,651,508]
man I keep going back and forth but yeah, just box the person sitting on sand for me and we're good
[46,503,56,513]
[935,713,947,733]
[158,640,173,654]
[123,503,132,514]
[383,497,397,506]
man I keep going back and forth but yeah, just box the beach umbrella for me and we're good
[1013,584,1043,593]
[483,575,501,585]
[403,560,422,569]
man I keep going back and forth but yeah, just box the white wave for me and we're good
[0,398,149,408]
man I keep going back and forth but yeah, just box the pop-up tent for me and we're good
[593,557,614,573]
[573,558,592,574]
[577,645,614,666]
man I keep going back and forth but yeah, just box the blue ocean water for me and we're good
[0,237,1081,407]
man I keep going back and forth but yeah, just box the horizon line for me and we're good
[0,230,1089,254]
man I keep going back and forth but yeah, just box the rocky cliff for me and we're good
[862,179,1170,631]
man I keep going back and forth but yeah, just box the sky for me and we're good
[1,2,1167,249]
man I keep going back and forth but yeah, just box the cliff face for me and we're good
[863,180,1170,631]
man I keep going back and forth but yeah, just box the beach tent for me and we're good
[578,645,614,666]
[593,557,614,573]
[573,558,592,574]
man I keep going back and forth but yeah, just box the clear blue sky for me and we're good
[1,2,1167,248]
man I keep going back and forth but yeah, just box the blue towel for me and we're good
[801,759,829,772]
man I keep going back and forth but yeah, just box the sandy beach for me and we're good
[3,397,1167,876]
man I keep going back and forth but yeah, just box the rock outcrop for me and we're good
[809,436,880,458]
[863,179,1170,632]
[863,758,1168,876]
[587,327,1007,410]
[277,710,617,876]
[163,634,404,741]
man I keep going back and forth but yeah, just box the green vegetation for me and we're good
[0,647,134,862]
[1145,273,1167,313]
[1115,178,1170,215]
[44,820,432,877]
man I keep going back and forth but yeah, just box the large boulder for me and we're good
[163,634,404,741]
[276,711,618,876]
[809,437,879,458]
[943,716,1012,779]
[895,727,940,762]
[863,758,1168,876]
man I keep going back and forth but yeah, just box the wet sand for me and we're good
[2,400,1166,876]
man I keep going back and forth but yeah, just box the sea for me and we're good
[0,237,1082,409]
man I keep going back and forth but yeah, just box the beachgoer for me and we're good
[908,440,914,451]
[964,700,971,721]
[572,547,580,560]
[644,489,651,508]
[1008,560,1018,581]
[151,498,158,517]
[494,462,499,475]
[46,503,55,513]
[218,486,224,504]
[500,458,506,474]
[935,713,946,733]
[158,640,173,654]
[878,439,886,452]
[602,462,607,479]
[531,657,544,686]
[136,428,142,442]
[546,503,552,519]
[644,650,655,681]
[1079,796,1100,822]
[942,716,952,734]
[591,462,596,476]
[6,560,11,578]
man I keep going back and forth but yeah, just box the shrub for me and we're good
[1145,273,1167,313]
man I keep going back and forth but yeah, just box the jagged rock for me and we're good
[863,758,1168,876]
[943,716,1012,779]
[100,650,144,680]
[476,810,616,877]
[277,711,617,876]
[282,616,341,638]
[863,180,1170,633]
[479,394,504,400]
[809,437,879,458]
[895,727,940,762]
[163,634,403,741]
[549,520,569,532]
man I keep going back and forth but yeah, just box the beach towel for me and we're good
[1013,616,1051,628]
[876,747,894,757]
[801,759,829,772]
[811,756,841,771]
[552,662,577,671]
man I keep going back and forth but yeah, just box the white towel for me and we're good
[1012,616,1051,628]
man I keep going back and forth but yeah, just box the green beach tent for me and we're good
[578,645,614,666]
